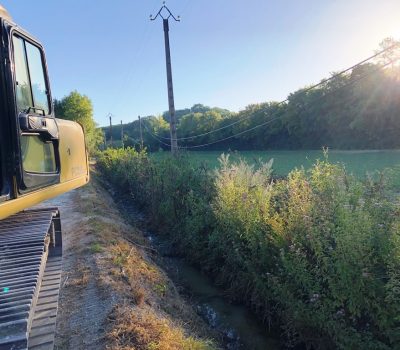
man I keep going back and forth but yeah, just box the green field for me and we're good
[153,150,400,177]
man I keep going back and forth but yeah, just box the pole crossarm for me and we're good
[150,2,180,22]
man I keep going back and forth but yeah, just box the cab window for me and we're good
[20,136,56,173]
[13,36,32,112]
[25,42,49,114]
[13,35,50,115]
[13,34,56,178]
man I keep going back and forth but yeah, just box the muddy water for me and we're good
[148,235,281,350]
[172,259,280,349]
[112,191,280,349]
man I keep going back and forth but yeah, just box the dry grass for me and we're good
[109,241,166,305]
[106,241,220,349]
[111,242,162,281]
[74,169,219,350]
[64,265,90,288]
[107,305,216,350]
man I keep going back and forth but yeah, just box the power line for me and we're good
[179,0,192,16]
[151,57,397,149]
[142,121,173,147]
[182,58,398,149]
[154,42,400,141]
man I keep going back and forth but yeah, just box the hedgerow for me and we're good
[97,148,400,349]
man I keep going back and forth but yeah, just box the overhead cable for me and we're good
[155,42,400,141]
[177,58,398,149]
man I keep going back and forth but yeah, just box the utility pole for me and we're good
[138,115,143,150]
[109,114,113,148]
[151,2,180,154]
[121,120,124,149]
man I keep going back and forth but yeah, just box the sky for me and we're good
[2,0,400,126]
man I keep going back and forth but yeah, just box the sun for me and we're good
[390,26,400,41]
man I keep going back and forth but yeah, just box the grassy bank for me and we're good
[98,148,400,349]
[69,170,218,350]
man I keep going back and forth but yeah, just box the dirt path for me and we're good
[37,189,115,350]
[38,175,218,350]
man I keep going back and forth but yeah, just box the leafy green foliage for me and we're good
[54,91,104,154]
[98,148,400,349]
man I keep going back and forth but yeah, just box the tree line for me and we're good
[105,39,400,151]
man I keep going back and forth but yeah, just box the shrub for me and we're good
[97,149,400,349]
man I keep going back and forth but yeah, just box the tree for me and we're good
[375,37,400,67]
[54,91,103,154]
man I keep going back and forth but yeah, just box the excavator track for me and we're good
[0,208,62,350]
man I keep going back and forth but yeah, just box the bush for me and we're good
[97,149,400,349]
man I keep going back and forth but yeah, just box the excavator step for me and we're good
[0,208,62,350]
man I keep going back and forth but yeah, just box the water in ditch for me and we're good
[112,190,281,349]
[148,234,281,350]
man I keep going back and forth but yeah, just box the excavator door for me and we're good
[12,33,60,191]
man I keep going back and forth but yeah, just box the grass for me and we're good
[79,169,219,350]
[108,306,217,350]
[90,242,103,253]
[98,148,400,349]
[65,265,90,288]
[151,149,400,177]
[107,241,218,349]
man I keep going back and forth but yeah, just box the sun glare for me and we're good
[390,26,400,41]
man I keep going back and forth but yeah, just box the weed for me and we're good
[98,148,400,349]
[107,305,217,350]
[67,266,90,288]
[90,242,103,253]
[154,283,167,297]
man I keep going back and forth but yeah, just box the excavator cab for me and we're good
[0,7,89,219]
[0,6,89,349]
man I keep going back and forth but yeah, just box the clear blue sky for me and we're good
[2,0,400,126]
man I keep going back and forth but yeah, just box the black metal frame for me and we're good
[0,18,14,202]
[150,3,180,22]
[0,17,60,198]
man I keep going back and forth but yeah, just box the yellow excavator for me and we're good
[0,5,89,350]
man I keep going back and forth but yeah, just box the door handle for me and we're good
[19,113,59,140]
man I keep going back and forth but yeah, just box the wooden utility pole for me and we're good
[109,114,113,148]
[121,120,124,149]
[151,3,180,154]
[138,115,143,150]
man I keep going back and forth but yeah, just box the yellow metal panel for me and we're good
[0,176,88,220]
[57,119,89,182]
[0,119,89,220]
